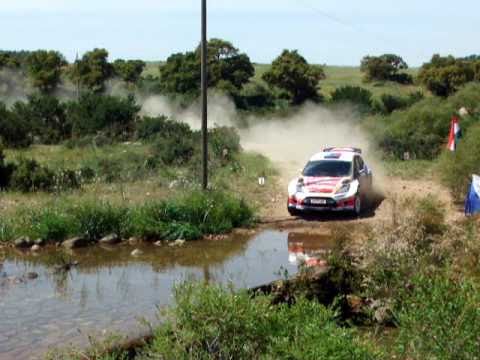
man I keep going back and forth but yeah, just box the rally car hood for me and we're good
[302,176,352,194]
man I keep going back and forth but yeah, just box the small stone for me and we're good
[99,234,121,245]
[26,272,38,280]
[34,238,46,246]
[154,241,162,247]
[14,237,31,248]
[169,239,186,247]
[31,245,41,252]
[62,237,89,249]
[131,249,143,257]
[128,237,139,245]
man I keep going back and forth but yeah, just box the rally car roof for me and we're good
[309,148,360,162]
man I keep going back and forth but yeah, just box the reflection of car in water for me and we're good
[288,147,373,216]
[287,233,330,268]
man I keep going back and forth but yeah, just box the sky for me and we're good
[0,0,478,66]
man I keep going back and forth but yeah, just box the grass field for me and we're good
[144,61,424,100]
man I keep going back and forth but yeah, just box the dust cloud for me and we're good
[0,69,31,106]
[139,94,387,190]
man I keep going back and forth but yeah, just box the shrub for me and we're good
[330,86,373,112]
[0,219,13,243]
[66,93,140,138]
[376,94,409,114]
[0,145,16,189]
[136,116,192,141]
[10,158,55,192]
[208,126,241,161]
[438,122,480,200]
[151,135,196,166]
[71,202,129,242]
[0,102,33,148]
[144,283,379,359]
[395,273,480,359]
[24,208,77,243]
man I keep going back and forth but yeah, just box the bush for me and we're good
[143,283,379,359]
[395,273,480,359]
[439,122,480,200]
[136,116,192,141]
[24,208,77,243]
[0,102,33,148]
[330,86,373,112]
[0,145,16,189]
[152,135,196,166]
[66,93,140,138]
[208,126,241,161]
[71,202,128,242]
[376,92,423,114]
[10,158,55,192]
[129,190,254,240]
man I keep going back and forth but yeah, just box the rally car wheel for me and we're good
[354,195,362,216]
[288,207,301,217]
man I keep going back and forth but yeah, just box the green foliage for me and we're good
[3,190,254,243]
[418,54,478,97]
[395,273,480,360]
[330,86,373,111]
[10,158,55,192]
[23,208,77,242]
[360,54,411,83]
[0,51,22,69]
[142,282,379,360]
[136,116,191,141]
[67,93,140,138]
[72,202,128,241]
[152,134,196,166]
[233,82,276,111]
[372,83,480,159]
[25,50,67,93]
[159,39,254,96]
[69,48,113,93]
[14,94,69,144]
[263,50,325,105]
[113,59,146,84]
[439,122,480,200]
[0,144,16,188]
[0,101,33,148]
[375,91,424,114]
[208,126,241,161]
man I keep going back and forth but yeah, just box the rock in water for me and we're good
[99,234,121,245]
[14,237,32,248]
[131,249,143,257]
[62,237,89,249]
[169,239,186,247]
[31,244,41,252]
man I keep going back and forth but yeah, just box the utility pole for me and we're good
[201,0,208,190]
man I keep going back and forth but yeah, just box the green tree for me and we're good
[0,102,32,148]
[66,93,140,137]
[13,95,69,143]
[25,50,67,93]
[159,39,254,95]
[360,54,411,83]
[262,50,325,105]
[69,48,113,93]
[418,54,476,97]
[0,53,20,69]
[113,59,146,85]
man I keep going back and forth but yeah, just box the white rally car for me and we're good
[287,147,373,216]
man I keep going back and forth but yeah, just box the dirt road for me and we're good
[258,159,462,229]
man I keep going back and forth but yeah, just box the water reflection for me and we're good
[0,230,332,359]
[288,232,333,268]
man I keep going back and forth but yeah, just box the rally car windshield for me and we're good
[303,161,352,177]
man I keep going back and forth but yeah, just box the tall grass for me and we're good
[141,282,380,359]
[3,190,255,243]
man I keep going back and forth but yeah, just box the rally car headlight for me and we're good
[336,183,351,194]
[296,179,304,193]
